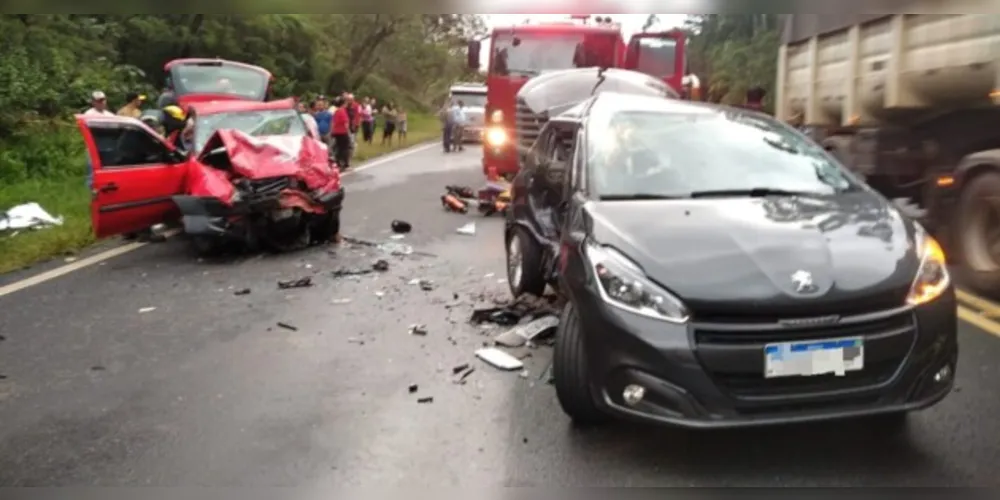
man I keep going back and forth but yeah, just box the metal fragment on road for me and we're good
[475,348,524,371]
[452,363,470,374]
[456,222,476,235]
[494,315,559,348]
[409,324,428,336]
[372,259,390,272]
[331,298,353,305]
[138,307,156,314]
[278,277,313,289]
[234,288,251,296]
[277,322,298,332]
[409,384,419,393]
[453,367,475,384]
[417,397,434,404]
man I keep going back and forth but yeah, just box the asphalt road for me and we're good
[1,144,999,486]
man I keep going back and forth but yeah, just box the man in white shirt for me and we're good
[450,100,467,152]
[83,90,114,116]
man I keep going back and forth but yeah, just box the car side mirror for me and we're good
[467,40,481,71]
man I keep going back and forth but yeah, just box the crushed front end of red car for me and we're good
[173,129,344,254]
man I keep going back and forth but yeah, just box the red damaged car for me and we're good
[76,98,344,255]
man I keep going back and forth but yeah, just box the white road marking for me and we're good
[0,141,441,298]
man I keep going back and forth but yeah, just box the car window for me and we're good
[585,106,861,198]
[194,109,307,152]
[90,125,170,168]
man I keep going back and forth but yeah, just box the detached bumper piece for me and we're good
[577,290,958,428]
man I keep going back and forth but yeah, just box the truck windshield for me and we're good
[634,37,677,78]
[451,93,486,108]
[490,32,616,77]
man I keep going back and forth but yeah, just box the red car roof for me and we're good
[188,98,296,115]
[163,58,273,77]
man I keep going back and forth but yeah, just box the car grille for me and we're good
[515,97,548,154]
[693,310,916,400]
[241,177,291,205]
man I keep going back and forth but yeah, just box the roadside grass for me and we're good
[0,113,441,274]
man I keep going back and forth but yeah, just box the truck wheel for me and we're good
[553,302,609,426]
[506,226,546,297]
[955,170,1000,297]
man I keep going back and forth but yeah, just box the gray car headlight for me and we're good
[586,244,690,323]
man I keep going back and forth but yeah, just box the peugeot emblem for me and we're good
[790,270,818,293]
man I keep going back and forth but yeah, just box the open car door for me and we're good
[75,115,188,238]
[624,30,686,95]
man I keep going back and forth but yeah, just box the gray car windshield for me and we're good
[587,108,860,199]
[194,109,307,152]
[451,92,486,108]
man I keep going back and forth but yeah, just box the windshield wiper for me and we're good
[688,188,826,198]
[599,193,686,201]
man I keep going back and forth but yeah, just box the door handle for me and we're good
[99,183,118,193]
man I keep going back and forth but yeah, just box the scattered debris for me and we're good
[234,288,251,296]
[493,316,559,348]
[456,222,476,235]
[332,268,373,278]
[278,277,313,289]
[0,334,6,342]
[138,307,157,314]
[388,234,406,240]
[519,369,531,379]
[379,242,414,256]
[374,291,385,298]
[452,363,470,374]
[409,324,428,336]
[277,322,298,332]
[391,220,412,234]
[420,280,434,291]
[347,337,365,345]
[90,365,106,372]
[453,367,475,384]
[331,298,353,305]
[0,202,64,233]
[417,397,434,404]
[475,348,524,371]
[0,374,6,380]
[470,294,561,326]
[372,259,390,272]
[409,384,419,393]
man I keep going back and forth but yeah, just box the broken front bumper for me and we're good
[572,287,958,429]
[172,189,345,239]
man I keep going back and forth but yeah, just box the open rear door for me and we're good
[624,30,686,95]
[76,115,188,238]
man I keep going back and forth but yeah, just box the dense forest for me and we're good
[0,14,484,181]
[682,14,781,109]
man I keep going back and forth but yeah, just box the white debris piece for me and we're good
[456,222,476,235]
[475,347,524,371]
[138,307,157,313]
[0,203,64,232]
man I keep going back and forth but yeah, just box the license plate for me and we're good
[764,337,864,378]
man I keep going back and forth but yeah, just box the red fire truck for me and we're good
[466,15,690,178]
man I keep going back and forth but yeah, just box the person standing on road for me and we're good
[440,99,455,153]
[331,97,353,170]
[397,106,408,144]
[343,93,360,159]
[84,90,114,116]
[381,101,398,147]
[450,100,467,152]
[313,96,334,157]
[116,92,146,118]
[360,97,375,144]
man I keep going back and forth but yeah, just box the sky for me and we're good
[478,14,688,70]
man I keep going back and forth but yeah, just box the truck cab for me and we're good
[467,16,688,179]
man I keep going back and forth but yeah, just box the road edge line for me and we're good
[958,305,1000,338]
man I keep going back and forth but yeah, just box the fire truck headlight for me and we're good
[486,127,507,146]
[490,110,504,123]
